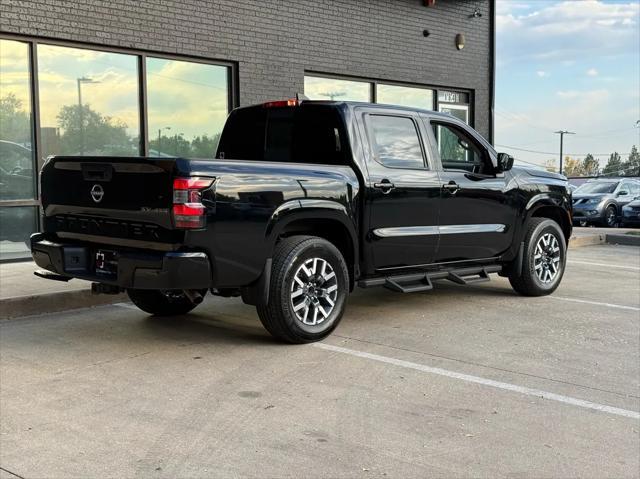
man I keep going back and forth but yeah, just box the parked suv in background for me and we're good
[572,178,640,227]
[621,197,640,227]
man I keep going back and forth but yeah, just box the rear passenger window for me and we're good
[367,115,425,169]
[216,105,348,165]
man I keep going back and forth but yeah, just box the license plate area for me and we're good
[95,249,118,278]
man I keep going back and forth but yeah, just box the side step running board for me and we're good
[34,270,72,282]
[359,265,501,293]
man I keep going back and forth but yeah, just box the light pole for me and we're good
[157,126,171,155]
[554,130,575,175]
[319,91,346,100]
[77,76,100,155]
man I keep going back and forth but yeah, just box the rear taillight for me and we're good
[172,177,214,229]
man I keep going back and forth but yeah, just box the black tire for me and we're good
[127,289,204,316]
[257,235,349,344]
[509,218,567,296]
[602,205,617,228]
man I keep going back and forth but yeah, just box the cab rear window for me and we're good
[216,105,348,165]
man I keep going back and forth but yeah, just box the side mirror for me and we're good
[496,152,514,173]
[618,190,628,196]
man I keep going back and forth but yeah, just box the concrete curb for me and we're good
[1,289,126,320]
[606,234,640,247]
[569,233,606,248]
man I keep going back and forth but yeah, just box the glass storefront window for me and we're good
[0,206,37,260]
[37,44,140,160]
[439,104,469,124]
[438,91,470,125]
[376,84,434,110]
[304,76,372,102]
[146,57,229,158]
[0,39,35,201]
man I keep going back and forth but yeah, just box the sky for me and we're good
[495,0,640,170]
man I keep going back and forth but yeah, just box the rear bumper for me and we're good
[30,233,211,290]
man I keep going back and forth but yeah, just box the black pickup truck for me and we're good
[32,99,572,343]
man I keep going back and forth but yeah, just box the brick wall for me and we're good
[0,0,493,138]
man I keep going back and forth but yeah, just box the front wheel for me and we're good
[127,289,205,316]
[603,205,618,228]
[509,218,567,296]
[257,236,349,344]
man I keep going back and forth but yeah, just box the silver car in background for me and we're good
[572,178,640,227]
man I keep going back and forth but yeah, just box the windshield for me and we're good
[575,182,618,194]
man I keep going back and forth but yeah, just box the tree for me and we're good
[621,145,639,176]
[56,104,134,155]
[581,154,600,177]
[562,156,583,177]
[190,134,221,158]
[602,152,624,176]
[544,159,557,173]
[0,93,31,144]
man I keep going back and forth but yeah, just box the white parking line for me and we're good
[569,260,640,271]
[314,343,640,420]
[549,296,640,312]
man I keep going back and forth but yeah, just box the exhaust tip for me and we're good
[183,289,204,304]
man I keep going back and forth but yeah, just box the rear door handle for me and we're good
[374,180,395,194]
[442,181,460,194]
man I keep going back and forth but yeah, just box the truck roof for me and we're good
[237,99,456,120]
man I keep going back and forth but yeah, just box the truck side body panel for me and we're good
[179,159,360,287]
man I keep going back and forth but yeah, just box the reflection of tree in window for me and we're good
[1,39,36,202]
[37,44,140,158]
[146,57,229,158]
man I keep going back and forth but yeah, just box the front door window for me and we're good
[432,122,492,175]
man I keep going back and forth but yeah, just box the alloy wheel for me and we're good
[534,233,561,284]
[606,207,617,227]
[290,257,338,326]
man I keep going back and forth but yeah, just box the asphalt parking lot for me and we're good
[1,244,639,478]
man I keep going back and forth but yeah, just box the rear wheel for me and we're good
[257,235,349,344]
[127,289,205,316]
[509,218,566,296]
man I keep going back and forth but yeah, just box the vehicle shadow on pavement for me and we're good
[137,312,274,346]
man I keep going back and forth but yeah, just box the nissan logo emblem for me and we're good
[90,184,104,203]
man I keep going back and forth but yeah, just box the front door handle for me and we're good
[442,181,460,194]
[374,180,395,194]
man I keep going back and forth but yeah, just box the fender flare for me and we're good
[265,199,358,254]
[241,199,359,307]
[523,196,572,242]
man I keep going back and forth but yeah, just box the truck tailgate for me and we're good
[41,156,181,246]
